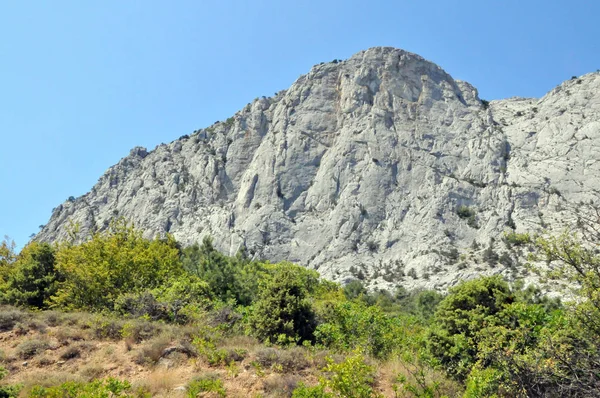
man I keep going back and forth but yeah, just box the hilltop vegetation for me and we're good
[0,220,599,396]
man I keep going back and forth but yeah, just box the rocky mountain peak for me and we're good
[37,48,600,291]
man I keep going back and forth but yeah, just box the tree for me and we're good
[0,237,16,284]
[181,237,251,304]
[249,265,317,344]
[343,280,367,300]
[52,220,182,311]
[427,276,514,380]
[0,241,57,308]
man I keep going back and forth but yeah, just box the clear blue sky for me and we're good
[1,0,598,248]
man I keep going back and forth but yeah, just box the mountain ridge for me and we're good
[37,47,600,291]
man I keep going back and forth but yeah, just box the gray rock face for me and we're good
[38,47,600,291]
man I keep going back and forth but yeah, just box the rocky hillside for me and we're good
[37,47,600,291]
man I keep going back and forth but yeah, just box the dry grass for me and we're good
[378,357,463,397]
[53,326,87,345]
[255,347,309,372]
[79,363,105,380]
[262,373,300,397]
[0,307,461,397]
[134,369,188,396]
[133,334,173,366]
[16,370,85,396]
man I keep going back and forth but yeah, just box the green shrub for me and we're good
[27,377,148,397]
[249,265,317,344]
[0,366,21,398]
[427,276,513,380]
[456,206,475,219]
[315,301,400,359]
[503,232,531,247]
[186,375,226,398]
[52,220,183,311]
[463,367,503,398]
[321,352,381,398]
[91,318,125,340]
[343,280,367,300]
[292,383,331,397]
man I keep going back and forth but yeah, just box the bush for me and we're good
[456,206,475,219]
[321,352,380,398]
[292,383,331,397]
[0,366,21,398]
[427,276,513,380]
[187,375,226,398]
[255,347,309,372]
[27,377,147,397]
[91,318,125,340]
[503,232,531,247]
[0,308,26,331]
[133,335,172,366]
[249,265,317,344]
[16,338,50,359]
[315,301,401,359]
[59,345,81,360]
[52,220,183,311]
[343,280,367,300]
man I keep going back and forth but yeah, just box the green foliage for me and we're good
[187,375,226,398]
[292,383,332,397]
[249,265,317,344]
[343,280,367,300]
[502,232,531,247]
[456,206,475,219]
[315,300,398,358]
[193,336,230,366]
[114,274,211,323]
[393,366,446,398]
[321,351,381,398]
[293,352,379,397]
[0,242,57,308]
[456,206,478,228]
[0,366,21,398]
[0,238,16,283]
[535,232,600,320]
[27,378,148,397]
[181,237,263,305]
[463,367,502,398]
[52,220,183,311]
[427,276,514,380]
[392,288,444,321]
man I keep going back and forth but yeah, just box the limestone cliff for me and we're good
[37,47,600,291]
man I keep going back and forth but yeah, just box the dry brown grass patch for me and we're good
[262,373,300,397]
[254,347,309,373]
[133,334,173,366]
[14,370,85,396]
[378,357,463,398]
[135,369,187,395]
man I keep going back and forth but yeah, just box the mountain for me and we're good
[37,47,600,291]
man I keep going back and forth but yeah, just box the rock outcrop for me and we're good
[37,47,600,291]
